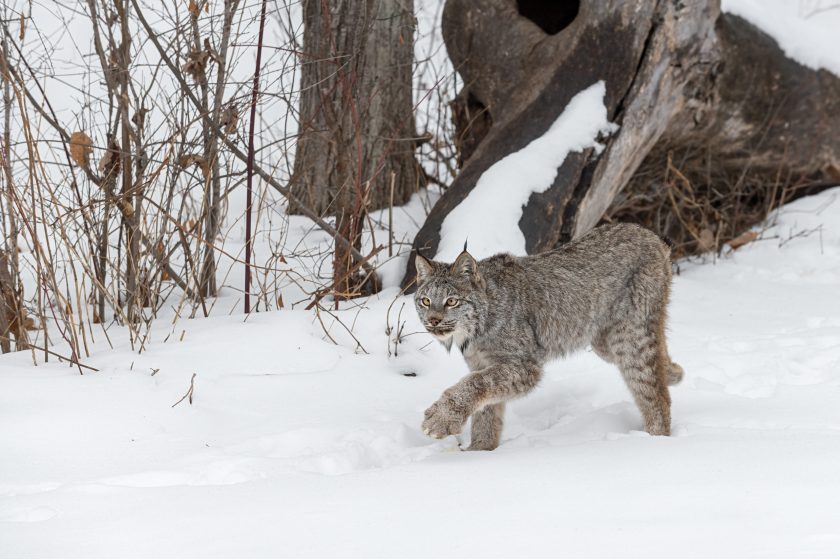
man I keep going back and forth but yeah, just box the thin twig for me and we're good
[245,0,267,314]
[24,343,99,373]
[129,0,377,279]
[171,373,197,408]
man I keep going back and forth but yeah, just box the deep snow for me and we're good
[4,1,840,557]
[2,189,840,558]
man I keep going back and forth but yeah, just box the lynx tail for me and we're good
[667,362,684,385]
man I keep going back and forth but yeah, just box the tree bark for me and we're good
[290,0,424,216]
[116,0,142,321]
[0,17,26,353]
[403,0,840,287]
[0,250,24,352]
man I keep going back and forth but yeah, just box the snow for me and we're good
[435,81,618,261]
[4,1,840,556]
[722,0,840,76]
[3,188,840,558]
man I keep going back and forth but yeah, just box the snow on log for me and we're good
[403,0,840,288]
[435,82,616,261]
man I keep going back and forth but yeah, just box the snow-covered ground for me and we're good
[2,188,840,557]
[4,1,840,557]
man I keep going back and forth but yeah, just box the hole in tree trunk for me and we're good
[517,0,579,35]
[451,91,493,168]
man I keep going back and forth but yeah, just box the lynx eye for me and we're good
[420,297,431,307]
[445,297,459,308]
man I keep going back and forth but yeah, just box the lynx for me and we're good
[414,223,683,451]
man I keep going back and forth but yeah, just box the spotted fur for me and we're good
[414,223,683,450]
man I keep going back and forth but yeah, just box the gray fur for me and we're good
[414,223,683,450]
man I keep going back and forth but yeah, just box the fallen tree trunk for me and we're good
[404,0,840,286]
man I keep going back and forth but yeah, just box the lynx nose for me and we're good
[428,316,441,326]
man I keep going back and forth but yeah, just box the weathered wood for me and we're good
[405,0,670,286]
[0,250,26,352]
[568,0,719,239]
[636,13,840,187]
[403,0,840,288]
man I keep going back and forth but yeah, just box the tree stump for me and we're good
[403,0,840,287]
[290,0,425,215]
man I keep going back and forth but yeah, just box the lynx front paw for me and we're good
[422,397,467,439]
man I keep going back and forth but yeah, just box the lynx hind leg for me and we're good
[596,322,672,436]
[466,403,505,451]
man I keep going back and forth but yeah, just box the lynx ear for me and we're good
[415,254,435,285]
[451,250,479,282]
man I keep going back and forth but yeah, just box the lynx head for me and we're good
[414,250,485,350]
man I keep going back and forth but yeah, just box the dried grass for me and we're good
[605,146,838,259]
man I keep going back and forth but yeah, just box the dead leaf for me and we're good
[823,162,840,183]
[105,47,121,83]
[19,13,25,41]
[220,104,239,135]
[727,230,759,251]
[277,294,284,309]
[69,131,93,169]
[177,154,210,179]
[188,0,199,16]
[119,199,135,218]
[132,108,148,130]
[177,154,196,168]
[697,228,715,252]
[182,47,210,81]
[98,139,121,175]
[204,38,220,64]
